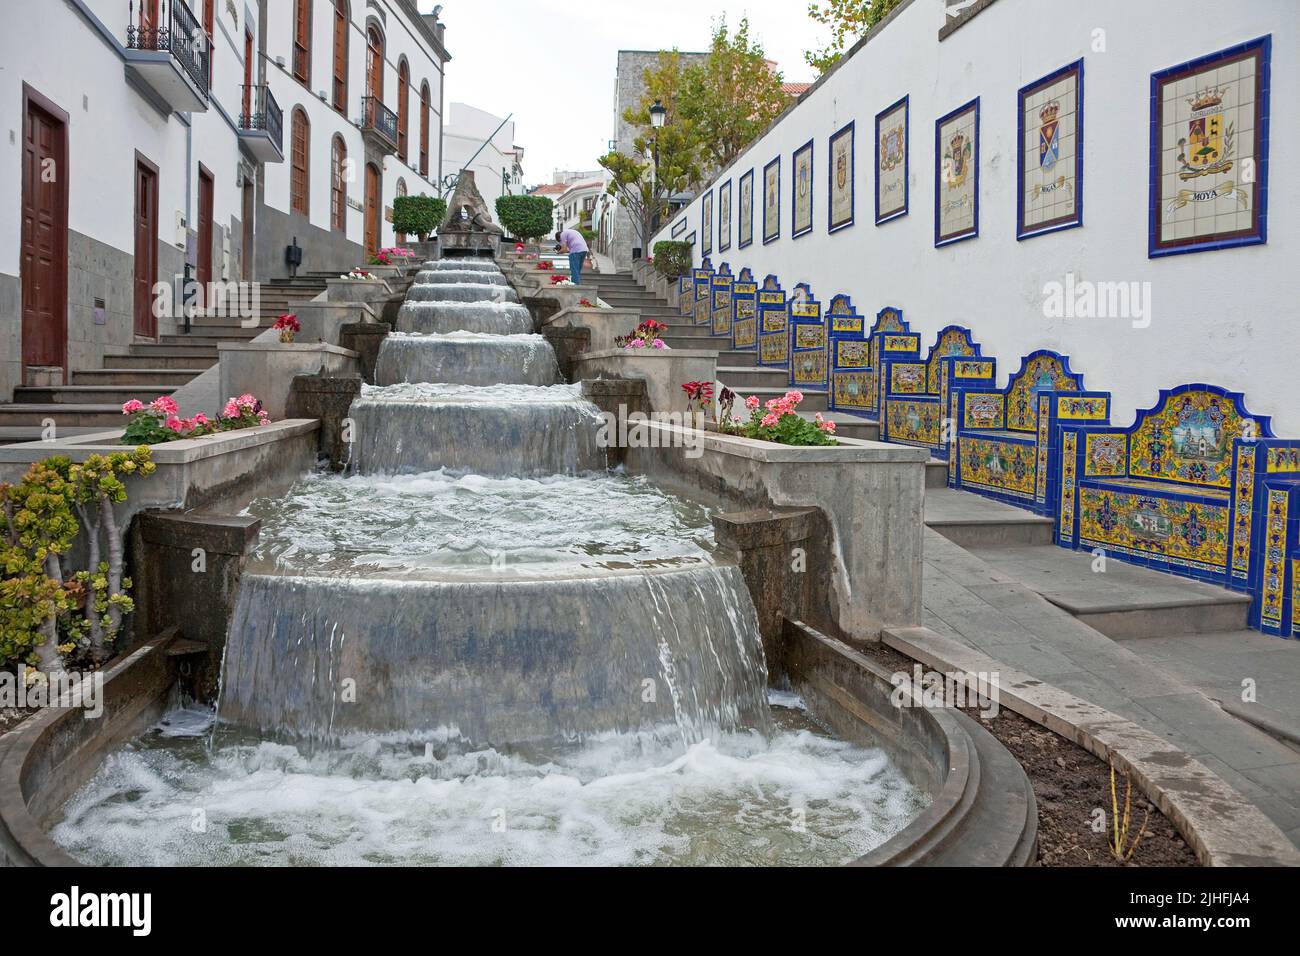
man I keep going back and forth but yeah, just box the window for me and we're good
[397,58,410,162]
[331,0,348,114]
[366,25,383,100]
[395,177,408,241]
[331,135,347,231]
[291,108,310,215]
[293,0,312,85]
[419,81,430,177]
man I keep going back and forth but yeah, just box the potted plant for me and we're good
[722,390,838,446]
[616,319,669,350]
[273,313,300,344]
[681,380,714,431]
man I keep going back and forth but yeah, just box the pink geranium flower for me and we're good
[745,395,760,410]
[121,399,145,414]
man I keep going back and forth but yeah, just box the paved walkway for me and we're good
[921,523,1300,846]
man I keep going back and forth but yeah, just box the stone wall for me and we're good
[255,201,363,281]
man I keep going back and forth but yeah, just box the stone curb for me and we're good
[883,625,1300,867]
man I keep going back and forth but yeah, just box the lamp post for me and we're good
[649,99,667,235]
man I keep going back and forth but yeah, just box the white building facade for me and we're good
[442,102,524,207]
[0,0,448,403]
[652,0,1300,434]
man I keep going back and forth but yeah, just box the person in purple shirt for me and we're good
[556,229,589,285]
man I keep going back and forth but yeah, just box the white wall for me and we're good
[653,0,1300,434]
[442,102,520,206]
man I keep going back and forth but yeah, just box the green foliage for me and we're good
[652,241,693,279]
[805,0,905,73]
[740,412,838,446]
[678,17,789,170]
[495,195,555,241]
[392,195,447,240]
[0,448,155,670]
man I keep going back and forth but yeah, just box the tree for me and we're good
[392,195,446,240]
[805,0,905,74]
[679,17,789,171]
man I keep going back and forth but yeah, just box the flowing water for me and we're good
[52,256,928,866]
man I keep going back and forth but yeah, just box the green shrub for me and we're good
[393,195,447,240]
[652,241,693,279]
[495,195,555,241]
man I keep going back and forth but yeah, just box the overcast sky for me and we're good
[421,0,826,186]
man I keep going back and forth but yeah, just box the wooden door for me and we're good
[364,163,380,259]
[133,158,158,338]
[141,0,158,31]
[197,166,214,296]
[366,26,383,124]
[242,178,255,280]
[243,29,254,122]
[21,88,68,380]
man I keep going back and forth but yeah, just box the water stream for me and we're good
[53,256,928,866]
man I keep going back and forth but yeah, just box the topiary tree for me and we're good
[652,241,693,279]
[393,195,447,241]
[495,195,555,241]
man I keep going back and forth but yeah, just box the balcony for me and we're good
[124,0,210,113]
[238,85,284,163]
[360,96,399,154]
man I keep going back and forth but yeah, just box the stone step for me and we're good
[718,350,758,367]
[15,383,178,405]
[660,335,723,351]
[927,459,950,487]
[160,332,261,347]
[0,403,126,428]
[969,544,1252,640]
[119,344,220,364]
[798,410,882,443]
[924,487,1055,548]
[716,366,790,389]
[73,368,202,387]
[0,425,114,445]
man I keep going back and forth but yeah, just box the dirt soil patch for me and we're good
[856,640,1198,867]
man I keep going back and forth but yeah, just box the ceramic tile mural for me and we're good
[701,190,713,256]
[1018,60,1083,239]
[1006,354,1077,432]
[1085,434,1128,476]
[1293,557,1300,631]
[1258,488,1288,626]
[718,180,732,252]
[1036,396,1052,500]
[829,122,855,233]
[888,400,941,446]
[1268,447,1300,472]
[927,328,977,392]
[891,364,928,394]
[964,393,1004,429]
[833,371,875,409]
[961,437,1037,498]
[1057,396,1108,420]
[738,169,754,249]
[935,98,979,246]
[836,341,869,368]
[793,140,815,238]
[1079,488,1230,572]
[876,95,908,224]
[1151,36,1270,257]
[1060,430,1078,543]
[1130,389,1245,487]
[763,157,781,244]
[1232,444,1256,578]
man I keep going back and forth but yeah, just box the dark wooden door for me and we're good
[21,88,69,380]
[242,179,255,280]
[197,167,214,295]
[243,29,254,122]
[133,159,158,338]
[364,163,380,259]
[141,0,158,31]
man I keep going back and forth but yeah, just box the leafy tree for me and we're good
[495,195,555,241]
[393,195,447,240]
[805,0,905,74]
[679,17,789,171]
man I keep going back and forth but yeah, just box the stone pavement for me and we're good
[920,523,1300,847]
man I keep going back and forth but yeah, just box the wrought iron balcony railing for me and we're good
[361,96,399,151]
[126,0,210,99]
[240,84,284,153]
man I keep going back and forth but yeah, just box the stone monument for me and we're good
[439,170,504,256]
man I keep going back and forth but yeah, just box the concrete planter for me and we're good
[541,306,642,353]
[219,341,359,420]
[627,421,928,640]
[574,347,718,414]
[293,300,378,346]
[324,276,392,304]
[0,419,318,524]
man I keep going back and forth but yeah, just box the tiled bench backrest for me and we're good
[711,262,734,338]
[757,275,788,368]
[789,283,828,390]
[731,268,758,351]
[829,306,911,416]
[678,272,695,319]
[693,258,714,327]
[1246,440,1300,636]
[1058,384,1272,592]
[881,325,993,459]
[952,350,1106,514]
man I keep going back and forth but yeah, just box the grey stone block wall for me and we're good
[0,274,19,403]
[255,202,363,280]
[66,231,137,379]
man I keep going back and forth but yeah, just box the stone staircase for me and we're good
[0,276,328,440]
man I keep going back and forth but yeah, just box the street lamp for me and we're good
[649,100,667,234]
[649,100,667,130]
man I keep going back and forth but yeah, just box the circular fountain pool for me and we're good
[50,698,929,867]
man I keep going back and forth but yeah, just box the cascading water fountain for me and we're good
[50,248,930,866]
